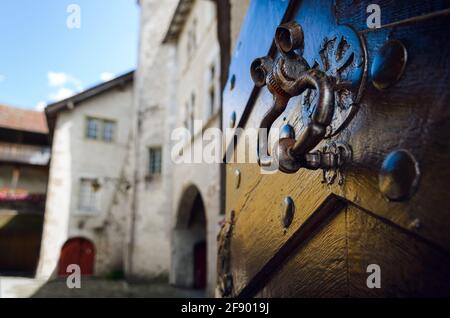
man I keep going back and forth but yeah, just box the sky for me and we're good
[0,0,139,110]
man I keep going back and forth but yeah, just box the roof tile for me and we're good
[0,104,48,134]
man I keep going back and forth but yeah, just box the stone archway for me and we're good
[172,185,207,289]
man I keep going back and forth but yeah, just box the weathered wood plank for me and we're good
[256,207,348,298]
[347,205,450,297]
[223,0,450,297]
[331,13,450,253]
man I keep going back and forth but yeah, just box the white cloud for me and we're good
[100,72,115,82]
[47,71,82,90]
[46,71,82,103]
[48,72,67,86]
[49,87,75,102]
[35,101,47,111]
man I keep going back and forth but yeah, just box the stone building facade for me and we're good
[163,0,222,294]
[125,0,178,281]
[34,0,251,295]
[37,73,134,279]
[130,0,250,295]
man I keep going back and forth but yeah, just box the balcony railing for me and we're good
[0,142,50,166]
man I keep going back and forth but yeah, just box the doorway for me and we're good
[194,240,207,289]
[172,185,207,289]
[58,237,95,276]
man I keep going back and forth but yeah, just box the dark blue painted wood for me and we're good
[222,0,290,134]
[336,0,450,31]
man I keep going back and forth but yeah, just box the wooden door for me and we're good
[58,238,95,276]
[218,0,450,298]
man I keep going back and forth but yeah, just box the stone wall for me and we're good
[167,0,250,296]
[37,0,253,289]
[125,0,178,280]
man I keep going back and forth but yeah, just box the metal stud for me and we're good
[229,111,236,128]
[282,196,295,228]
[371,39,407,90]
[378,149,420,201]
[234,169,241,189]
[280,124,295,139]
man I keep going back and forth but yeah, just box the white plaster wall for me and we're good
[37,83,134,279]
[36,116,73,278]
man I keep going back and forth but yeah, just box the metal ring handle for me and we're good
[256,68,335,173]
[251,21,336,173]
[257,95,289,168]
[289,69,335,157]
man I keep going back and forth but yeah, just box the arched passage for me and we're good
[172,185,207,289]
[58,237,95,276]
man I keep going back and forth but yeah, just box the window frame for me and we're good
[85,116,117,143]
[77,177,100,214]
[190,93,196,136]
[102,120,116,143]
[86,117,100,140]
[148,146,163,177]
[204,58,219,121]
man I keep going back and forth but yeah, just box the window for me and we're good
[190,93,195,135]
[103,121,115,142]
[187,19,197,58]
[148,147,162,175]
[208,64,216,116]
[86,117,116,142]
[184,102,189,130]
[192,19,197,50]
[210,64,215,80]
[78,178,99,213]
[86,118,99,139]
[183,94,195,138]
[209,87,215,117]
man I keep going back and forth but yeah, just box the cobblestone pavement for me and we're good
[0,277,205,298]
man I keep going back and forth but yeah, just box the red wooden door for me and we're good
[194,241,207,289]
[58,238,95,276]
